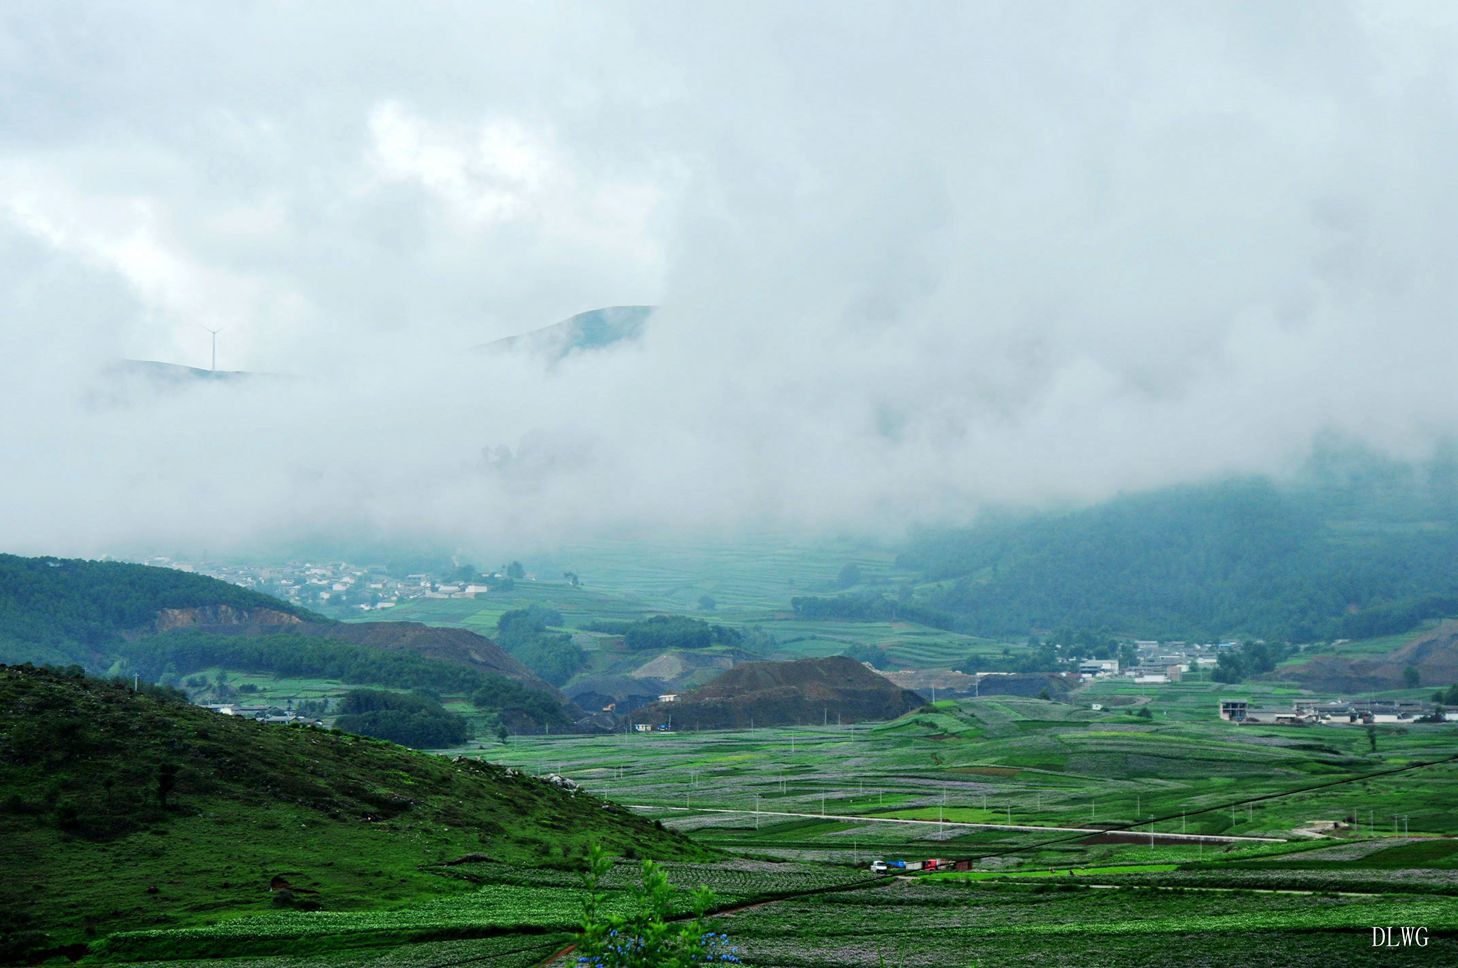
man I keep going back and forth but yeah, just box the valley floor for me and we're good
[65,694,1458,966]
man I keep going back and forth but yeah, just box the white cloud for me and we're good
[2,1,1458,557]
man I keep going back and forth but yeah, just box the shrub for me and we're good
[576,844,739,967]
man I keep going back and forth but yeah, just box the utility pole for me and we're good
[1149,817,1155,848]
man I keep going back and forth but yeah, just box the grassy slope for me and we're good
[0,665,710,960]
[73,690,1458,967]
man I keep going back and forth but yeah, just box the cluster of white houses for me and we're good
[1077,640,1242,685]
[1219,698,1458,726]
[202,702,322,726]
[138,556,532,612]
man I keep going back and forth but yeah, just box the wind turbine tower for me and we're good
[204,327,221,371]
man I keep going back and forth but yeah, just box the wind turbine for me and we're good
[204,327,221,371]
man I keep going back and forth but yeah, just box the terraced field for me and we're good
[71,692,1458,965]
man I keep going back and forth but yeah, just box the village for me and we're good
[135,556,519,613]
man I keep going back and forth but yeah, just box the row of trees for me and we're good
[1211,641,1297,683]
[788,594,960,631]
[116,630,572,730]
[333,689,471,748]
[495,606,585,686]
[582,615,746,652]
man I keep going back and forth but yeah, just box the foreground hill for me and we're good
[0,554,575,731]
[630,655,925,729]
[0,665,707,962]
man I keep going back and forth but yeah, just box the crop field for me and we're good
[529,537,906,614]
[337,537,1026,674]
[471,695,1458,862]
[71,694,1458,966]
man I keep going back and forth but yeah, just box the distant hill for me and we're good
[109,359,253,383]
[0,554,574,731]
[142,607,559,697]
[478,305,653,360]
[0,554,320,667]
[898,461,1458,643]
[0,665,705,962]
[630,655,925,729]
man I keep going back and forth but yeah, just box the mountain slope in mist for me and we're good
[898,461,1458,643]
[477,305,652,360]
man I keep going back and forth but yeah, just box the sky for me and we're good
[4,1,1458,559]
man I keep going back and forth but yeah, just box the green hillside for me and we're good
[0,664,707,963]
[900,470,1458,642]
[0,554,319,665]
[0,555,575,733]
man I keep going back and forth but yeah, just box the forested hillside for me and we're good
[899,468,1458,643]
[0,554,318,665]
[0,555,574,732]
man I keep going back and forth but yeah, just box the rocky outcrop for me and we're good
[146,605,303,634]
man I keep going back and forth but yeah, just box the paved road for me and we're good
[625,803,1285,843]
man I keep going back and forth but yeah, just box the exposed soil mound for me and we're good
[301,622,552,693]
[630,655,925,729]
[1276,621,1458,692]
[139,609,557,695]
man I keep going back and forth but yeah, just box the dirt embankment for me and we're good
[150,604,303,633]
[1277,621,1458,693]
[138,608,561,698]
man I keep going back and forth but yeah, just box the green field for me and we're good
[73,689,1458,966]
[345,537,1016,675]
